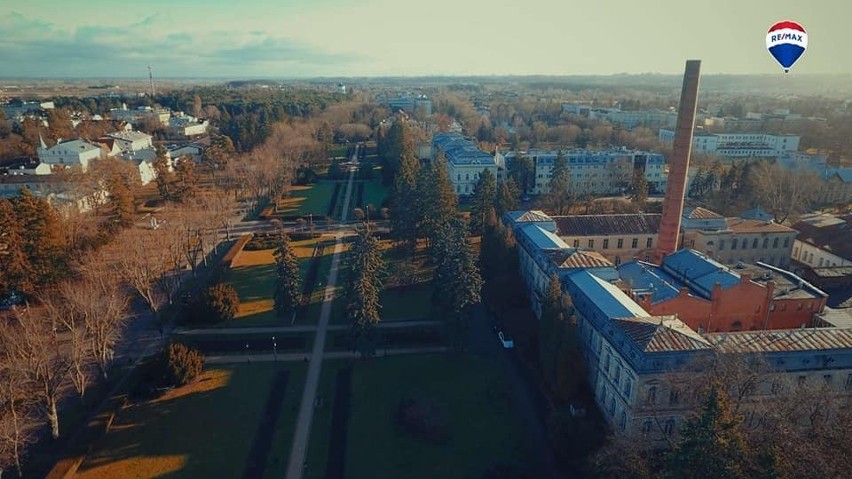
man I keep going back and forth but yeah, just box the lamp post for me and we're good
[272,336,277,362]
[245,343,250,364]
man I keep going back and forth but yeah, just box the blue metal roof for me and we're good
[565,270,649,320]
[517,223,569,250]
[433,132,497,167]
[617,261,682,303]
[661,249,741,299]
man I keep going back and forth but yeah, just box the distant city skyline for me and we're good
[1,0,849,78]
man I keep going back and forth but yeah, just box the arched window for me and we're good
[664,418,675,436]
[641,420,653,436]
[620,411,627,431]
[646,385,657,404]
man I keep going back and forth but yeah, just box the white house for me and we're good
[37,138,103,171]
[106,131,154,152]
[168,114,209,138]
[431,132,498,196]
[167,144,204,163]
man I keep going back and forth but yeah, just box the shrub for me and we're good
[394,397,450,445]
[191,283,239,323]
[133,344,204,397]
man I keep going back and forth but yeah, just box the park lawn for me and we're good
[379,281,434,321]
[361,178,389,209]
[75,363,306,479]
[278,183,336,217]
[346,354,529,479]
[303,359,353,479]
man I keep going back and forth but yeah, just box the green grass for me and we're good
[379,282,434,321]
[303,359,353,479]
[279,182,337,217]
[346,354,529,479]
[75,363,306,479]
[361,178,389,209]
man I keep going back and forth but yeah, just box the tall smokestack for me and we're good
[656,60,701,262]
[148,65,156,98]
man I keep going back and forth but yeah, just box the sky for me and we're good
[1,0,849,78]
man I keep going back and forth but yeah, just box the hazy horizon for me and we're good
[2,0,850,78]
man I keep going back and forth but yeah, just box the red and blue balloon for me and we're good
[766,21,807,73]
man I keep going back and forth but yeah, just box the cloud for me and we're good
[0,12,361,77]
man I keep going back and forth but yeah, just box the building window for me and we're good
[752,238,759,248]
[620,411,627,431]
[742,238,748,249]
[646,237,653,248]
[783,237,790,247]
[773,237,779,248]
[603,353,610,374]
[609,397,616,416]
[617,238,624,248]
[624,377,633,398]
[669,389,680,406]
[631,238,638,248]
[731,239,737,250]
[573,239,579,248]
[457,174,461,181]
[809,302,814,310]
[588,239,594,248]
[641,420,653,436]
[719,240,725,250]
[793,246,799,257]
[763,238,769,248]
[646,385,657,404]
[818,258,824,267]
[770,304,776,312]
[465,173,469,181]
[603,239,609,250]
[663,419,675,436]
[845,374,852,391]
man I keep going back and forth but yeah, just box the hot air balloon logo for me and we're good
[766,21,808,73]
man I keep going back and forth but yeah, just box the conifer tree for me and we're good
[0,197,29,296]
[432,219,482,349]
[9,189,68,294]
[418,156,458,247]
[346,225,385,357]
[469,169,497,236]
[273,233,302,317]
[390,136,420,252]
[667,384,749,479]
[496,178,520,216]
[543,150,572,214]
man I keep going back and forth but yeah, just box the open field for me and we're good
[277,183,336,217]
[345,354,530,478]
[75,363,306,479]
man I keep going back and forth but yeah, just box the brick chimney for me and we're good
[656,60,701,263]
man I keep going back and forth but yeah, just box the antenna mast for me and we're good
[148,65,156,98]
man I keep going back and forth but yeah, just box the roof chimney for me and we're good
[656,60,701,263]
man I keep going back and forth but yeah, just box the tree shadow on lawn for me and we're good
[228,264,276,304]
[75,367,282,479]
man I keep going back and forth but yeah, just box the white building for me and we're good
[658,130,799,158]
[1,158,52,176]
[168,114,209,138]
[432,132,498,196]
[106,131,154,152]
[589,108,678,130]
[502,149,667,196]
[167,144,204,163]
[37,138,103,171]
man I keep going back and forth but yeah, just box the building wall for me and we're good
[448,163,497,197]
[560,234,656,265]
[792,239,851,268]
[682,229,796,268]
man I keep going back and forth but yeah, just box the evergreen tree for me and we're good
[173,156,199,201]
[8,189,68,295]
[478,208,505,281]
[539,274,564,389]
[390,137,420,252]
[346,226,385,357]
[508,153,535,196]
[496,178,519,216]
[378,120,406,186]
[153,147,174,200]
[469,169,497,236]
[106,168,135,230]
[630,169,648,204]
[0,197,29,296]
[667,384,749,479]
[418,156,458,247]
[273,233,302,317]
[432,219,482,349]
[543,150,572,214]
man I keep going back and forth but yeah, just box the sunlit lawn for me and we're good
[220,239,336,328]
[75,363,306,479]
[277,183,336,217]
[346,355,529,479]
